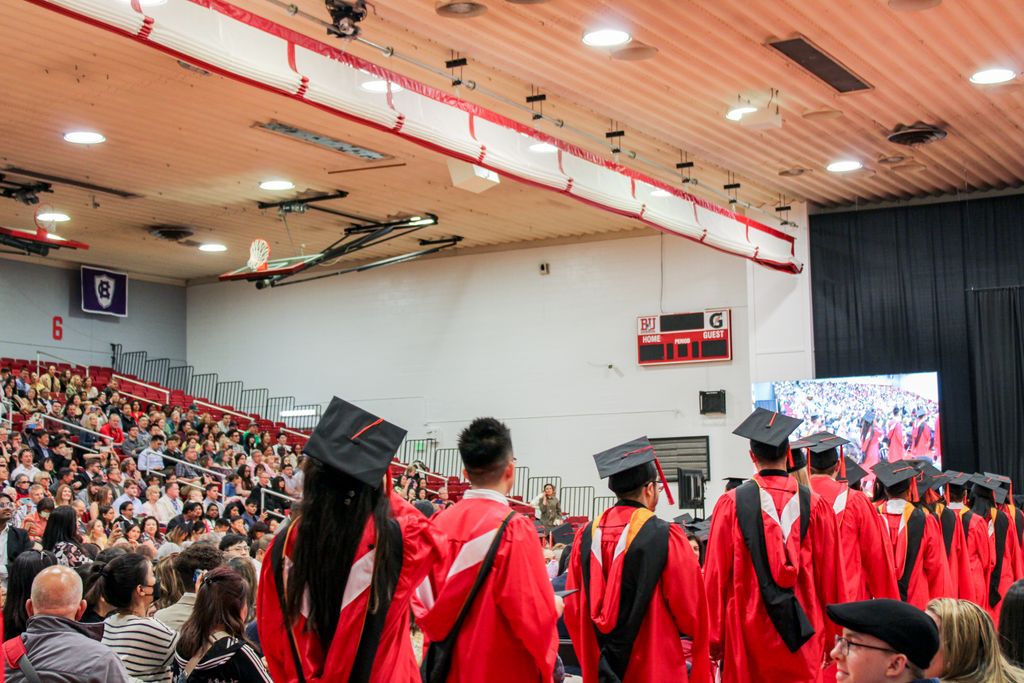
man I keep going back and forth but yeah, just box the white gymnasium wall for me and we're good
[187,230,812,516]
[0,257,186,368]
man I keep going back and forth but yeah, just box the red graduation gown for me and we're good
[704,473,843,683]
[257,492,444,683]
[420,492,558,683]
[878,499,953,610]
[999,503,1024,579]
[860,426,882,470]
[885,419,906,462]
[810,475,899,601]
[563,504,711,683]
[909,419,933,457]
[983,507,1021,625]
[949,503,993,605]
[932,503,972,602]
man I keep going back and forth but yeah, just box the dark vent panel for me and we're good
[768,36,872,93]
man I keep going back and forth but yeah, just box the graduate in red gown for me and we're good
[704,409,844,683]
[859,411,882,471]
[257,396,444,683]
[987,473,1024,566]
[970,474,1022,625]
[871,461,953,611]
[908,408,933,459]
[419,417,558,683]
[799,432,899,601]
[564,437,710,683]
[885,408,906,463]
[913,465,971,601]
[944,471,993,605]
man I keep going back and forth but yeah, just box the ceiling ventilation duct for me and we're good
[767,35,871,93]
[148,225,196,243]
[887,122,947,146]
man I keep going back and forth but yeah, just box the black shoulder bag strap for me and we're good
[421,511,515,683]
[961,510,974,543]
[735,480,814,653]
[897,508,926,602]
[939,508,956,558]
[270,517,404,683]
[990,511,1010,608]
[578,510,670,683]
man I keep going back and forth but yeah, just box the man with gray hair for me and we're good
[3,565,130,682]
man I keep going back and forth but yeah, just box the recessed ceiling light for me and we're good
[63,131,106,145]
[726,106,757,121]
[198,243,227,253]
[360,80,404,94]
[528,142,558,153]
[778,167,812,177]
[888,0,941,10]
[970,68,1016,85]
[650,189,672,197]
[35,212,70,222]
[610,42,658,61]
[259,179,295,191]
[582,29,632,47]
[826,160,863,173]
[802,108,844,121]
[435,0,487,18]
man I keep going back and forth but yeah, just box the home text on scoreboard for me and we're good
[636,309,732,366]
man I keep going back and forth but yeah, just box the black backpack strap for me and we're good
[798,484,811,540]
[897,508,926,602]
[961,510,974,543]
[990,512,1010,608]
[348,518,404,683]
[270,518,306,683]
[579,510,669,683]
[735,481,815,653]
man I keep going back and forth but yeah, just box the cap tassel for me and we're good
[786,445,794,470]
[838,446,846,479]
[653,458,675,506]
[910,476,919,503]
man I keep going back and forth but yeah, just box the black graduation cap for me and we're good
[723,477,746,491]
[984,472,1016,499]
[686,518,712,542]
[944,471,973,487]
[592,437,674,505]
[303,396,407,487]
[732,408,802,448]
[788,446,808,473]
[674,513,694,525]
[843,457,867,488]
[792,432,851,471]
[872,461,920,497]
[973,474,1009,504]
[550,523,576,545]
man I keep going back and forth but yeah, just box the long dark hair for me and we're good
[999,579,1024,666]
[283,457,396,648]
[177,566,250,660]
[972,488,996,518]
[41,505,81,551]
[2,550,57,638]
[96,552,150,612]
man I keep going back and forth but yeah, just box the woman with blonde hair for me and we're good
[54,483,76,508]
[925,597,1024,683]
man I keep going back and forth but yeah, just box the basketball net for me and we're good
[248,238,270,272]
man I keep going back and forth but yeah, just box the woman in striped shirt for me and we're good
[98,551,179,682]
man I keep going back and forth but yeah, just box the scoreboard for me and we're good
[637,309,732,366]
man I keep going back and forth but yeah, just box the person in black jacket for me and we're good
[0,490,34,587]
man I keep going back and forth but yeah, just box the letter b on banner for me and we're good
[52,316,63,341]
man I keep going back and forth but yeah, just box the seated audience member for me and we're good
[153,554,184,612]
[80,547,129,623]
[155,541,225,631]
[112,480,145,518]
[137,434,167,475]
[0,490,34,589]
[173,566,272,682]
[99,552,178,682]
[120,424,147,458]
[167,501,204,536]
[42,505,91,568]
[142,484,163,520]
[828,599,940,683]
[5,565,131,682]
[928,597,1024,682]
[99,414,125,446]
[1001,581,1024,669]
[2,549,58,640]
[21,496,54,542]
[157,482,184,523]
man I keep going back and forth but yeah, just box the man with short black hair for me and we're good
[166,500,203,535]
[120,424,146,457]
[827,598,940,683]
[137,434,166,475]
[31,431,54,464]
[420,417,559,682]
[0,490,33,591]
[155,541,224,631]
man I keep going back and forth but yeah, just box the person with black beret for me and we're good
[827,598,940,683]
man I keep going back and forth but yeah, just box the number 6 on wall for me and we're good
[52,316,63,341]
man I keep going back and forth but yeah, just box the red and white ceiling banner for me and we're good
[27,0,803,273]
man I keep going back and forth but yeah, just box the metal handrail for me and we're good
[260,487,298,521]
[111,374,171,402]
[150,451,226,487]
[35,351,90,376]
[392,460,536,511]
[34,414,104,454]
[0,399,12,430]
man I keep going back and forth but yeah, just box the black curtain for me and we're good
[810,194,1024,477]
[967,287,1024,482]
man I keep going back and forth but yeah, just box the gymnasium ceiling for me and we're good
[1,0,1022,282]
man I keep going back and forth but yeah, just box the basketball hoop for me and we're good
[247,239,270,272]
[34,204,57,237]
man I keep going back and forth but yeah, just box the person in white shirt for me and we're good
[155,482,183,525]
[136,435,166,475]
[11,448,40,484]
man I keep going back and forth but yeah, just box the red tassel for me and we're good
[839,446,846,479]
[910,476,919,503]
[787,445,794,470]
[654,458,675,506]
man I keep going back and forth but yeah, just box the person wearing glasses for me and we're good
[0,490,34,592]
[826,598,941,683]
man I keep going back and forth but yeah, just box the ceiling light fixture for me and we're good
[528,142,558,153]
[582,29,631,47]
[726,106,758,121]
[970,68,1016,85]
[259,180,295,191]
[650,189,672,197]
[826,160,863,173]
[35,212,70,223]
[360,80,404,94]
[63,131,106,145]
[435,1,488,18]
[198,243,228,252]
